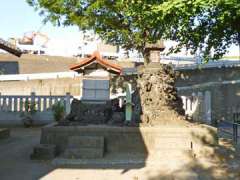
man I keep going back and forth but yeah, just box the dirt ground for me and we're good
[0,127,240,180]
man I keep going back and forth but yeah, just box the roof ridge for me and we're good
[70,51,122,74]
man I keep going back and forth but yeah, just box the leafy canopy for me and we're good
[27,0,240,61]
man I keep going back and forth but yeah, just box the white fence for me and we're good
[181,91,212,124]
[0,92,73,125]
[0,90,212,125]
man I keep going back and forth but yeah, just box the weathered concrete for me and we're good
[0,128,10,139]
[40,123,218,158]
[31,144,56,160]
[0,77,81,96]
[0,111,54,126]
[176,66,240,125]
[63,136,104,159]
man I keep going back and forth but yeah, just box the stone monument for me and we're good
[133,41,187,126]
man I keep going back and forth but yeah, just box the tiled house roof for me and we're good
[0,38,22,57]
[70,51,122,74]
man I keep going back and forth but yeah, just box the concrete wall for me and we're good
[176,66,240,125]
[0,77,82,96]
[0,111,54,126]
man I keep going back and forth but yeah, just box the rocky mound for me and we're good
[133,63,190,126]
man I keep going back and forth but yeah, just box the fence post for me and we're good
[31,92,35,106]
[233,123,238,144]
[0,92,1,111]
[197,92,204,121]
[65,92,71,115]
[8,96,12,112]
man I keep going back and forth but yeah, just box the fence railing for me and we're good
[0,92,73,114]
[218,120,240,144]
[180,91,212,124]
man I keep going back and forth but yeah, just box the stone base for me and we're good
[53,150,193,168]
[63,136,104,159]
[0,128,10,139]
[40,123,218,159]
[63,148,104,159]
[30,144,56,160]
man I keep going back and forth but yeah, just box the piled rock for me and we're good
[62,99,125,126]
[65,99,112,124]
[133,63,188,126]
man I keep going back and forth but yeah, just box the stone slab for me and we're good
[31,144,56,160]
[67,136,104,149]
[0,128,10,139]
[63,147,104,159]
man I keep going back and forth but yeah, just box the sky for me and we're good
[0,1,81,40]
[0,1,239,57]
[0,1,84,56]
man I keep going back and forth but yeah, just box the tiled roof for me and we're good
[70,51,122,74]
[0,38,22,57]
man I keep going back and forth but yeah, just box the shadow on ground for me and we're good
[1,127,240,180]
[147,137,240,180]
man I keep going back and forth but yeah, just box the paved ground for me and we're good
[0,127,240,180]
[0,128,54,180]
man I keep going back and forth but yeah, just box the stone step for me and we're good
[30,144,56,160]
[67,136,104,149]
[53,152,193,168]
[63,147,104,159]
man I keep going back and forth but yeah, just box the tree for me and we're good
[26,0,240,125]
[27,0,239,62]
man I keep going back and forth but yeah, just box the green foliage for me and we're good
[26,0,240,62]
[21,100,36,127]
[52,101,65,121]
[24,100,37,115]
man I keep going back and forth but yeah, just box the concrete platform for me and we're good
[40,123,218,158]
[53,151,192,168]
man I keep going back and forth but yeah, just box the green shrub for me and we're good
[52,101,65,121]
[24,100,37,114]
[21,100,36,127]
